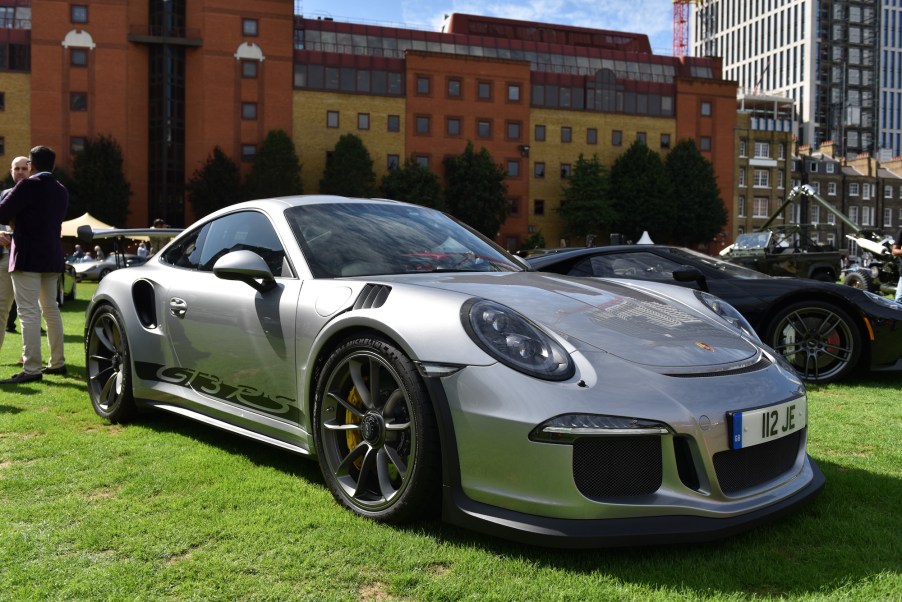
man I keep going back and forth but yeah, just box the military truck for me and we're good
[721,185,853,282]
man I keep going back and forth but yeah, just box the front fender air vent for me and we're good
[353,284,391,310]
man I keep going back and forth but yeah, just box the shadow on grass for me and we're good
[126,402,899,598]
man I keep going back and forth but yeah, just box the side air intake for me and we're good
[353,284,391,309]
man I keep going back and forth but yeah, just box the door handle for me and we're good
[169,297,187,318]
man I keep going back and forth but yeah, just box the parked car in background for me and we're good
[57,263,77,305]
[73,253,148,282]
[527,244,902,384]
[81,196,823,547]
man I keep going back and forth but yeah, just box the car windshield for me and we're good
[286,202,523,278]
[732,231,770,250]
[666,247,772,279]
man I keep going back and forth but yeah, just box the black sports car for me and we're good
[527,245,902,384]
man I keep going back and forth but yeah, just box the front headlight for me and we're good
[462,298,574,380]
[694,290,760,342]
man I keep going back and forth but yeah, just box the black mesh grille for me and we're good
[713,429,804,494]
[572,436,662,499]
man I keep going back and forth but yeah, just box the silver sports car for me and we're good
[84,196,824,547]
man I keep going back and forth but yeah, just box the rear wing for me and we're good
[76,225,183,243]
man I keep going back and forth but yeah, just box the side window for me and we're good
[162,212,289,277]
[161,224,209,270]
[593,252,683,279]
[197,211,289,276]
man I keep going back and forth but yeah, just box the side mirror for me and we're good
[213,250,276,293]
[672,265,708,293]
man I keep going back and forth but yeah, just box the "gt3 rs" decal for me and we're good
[135,362,298,420]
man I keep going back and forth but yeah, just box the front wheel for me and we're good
[313,336,440,523]
[765,301,861,384]
[85,305,137,422]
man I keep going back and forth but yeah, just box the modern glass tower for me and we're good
[693,0,894,159]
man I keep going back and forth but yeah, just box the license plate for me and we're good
[728,398,806,450]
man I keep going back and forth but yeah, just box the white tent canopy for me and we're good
[60,213,114,238]
[636,230,654,244]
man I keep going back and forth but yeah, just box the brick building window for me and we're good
[241,61,258,78]
[0,92,5,111]
[506,160,519,178]
[587,128,597,144]
[534,162,545,178]
[70,92,87,111]
[560,163,571,178]
[416,76,430,95]
[477,81,492,99]
[357,113,369,130]
[241,102,257,120]
[415,115,430,135]
[507,84,520,101]
[387,154,399,170]
[71,49,87,67]
[534,199,545,216]
[700,136,711,151]
[660,133,671,149]
[241,144,257,162]
[534,125,545,141]
[447,78,461,98]
[243,19,258,36]
[506,121,521,141]
[477,119,491,138]
[387,115,400,132]
[447,117,461,136]
[70,137,85,155]
[326,111,339,128]
[612,130,623,146]
[561,127,572,143]
[71,5,87,23]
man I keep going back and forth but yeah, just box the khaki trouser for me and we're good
[10,271,65,374]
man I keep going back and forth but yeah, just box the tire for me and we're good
[765,300,862,384]
[98,268,112,280]
[810,269,836,282]
[313,336,440,523]
[85,305,137,422]
[842,268,876,293]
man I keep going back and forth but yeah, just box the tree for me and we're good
[559,153,613,243]
[443,142,508,239]
[243,129,303,201]
[186,146,242,219]
[379,158,443,209]
[665,139,727,247]
[70,135,132,226]
[319,133,376,197]
[607,140,674,243]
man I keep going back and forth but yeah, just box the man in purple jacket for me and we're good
[0,146,68,384]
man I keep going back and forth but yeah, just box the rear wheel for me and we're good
[85,305,136,422]
[765,300,861,384]
[313,336,440,523]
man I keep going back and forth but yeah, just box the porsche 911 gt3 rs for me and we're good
[83,196,824,547]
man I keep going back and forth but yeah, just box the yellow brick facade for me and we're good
[528,108,676,247]
[293,91,406,194]
[0,72,31,166]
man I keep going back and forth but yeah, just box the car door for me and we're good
[161,210,303,427]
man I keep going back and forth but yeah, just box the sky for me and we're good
[295,0,679,56]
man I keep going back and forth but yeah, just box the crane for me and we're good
[672,0,702,58]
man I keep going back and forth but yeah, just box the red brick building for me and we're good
[0,2,738,249]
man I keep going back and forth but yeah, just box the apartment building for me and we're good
[694,0,892,159]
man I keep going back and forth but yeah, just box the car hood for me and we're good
[374,272,760,369]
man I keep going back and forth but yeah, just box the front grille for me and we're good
[573,436,662,499]
[713,429,804,494]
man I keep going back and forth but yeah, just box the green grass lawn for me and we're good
[0,283,900,601]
